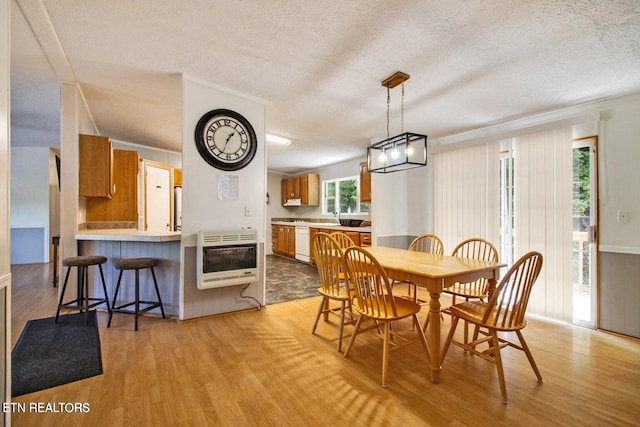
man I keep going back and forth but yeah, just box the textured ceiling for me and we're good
[11,0,640,174]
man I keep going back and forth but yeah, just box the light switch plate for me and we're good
[617,210,629,223]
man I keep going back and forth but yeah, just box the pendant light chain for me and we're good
[386,85,391,138]
[401,82,405,133]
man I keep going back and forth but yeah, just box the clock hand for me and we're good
[223,131,235,152]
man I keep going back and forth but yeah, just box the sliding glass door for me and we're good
[572,137,597,327]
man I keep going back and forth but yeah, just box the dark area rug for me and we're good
[12,311,103,397]
[266,255,320,304]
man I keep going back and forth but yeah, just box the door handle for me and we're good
[588,225,597,244]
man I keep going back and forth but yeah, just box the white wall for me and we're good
[180,75,266,319]
[1,0,11,418]
[406,164,432,236]
[598,95,640,252]
[370,169,408,242]
[59,83,97,268]
[10,147,50,263]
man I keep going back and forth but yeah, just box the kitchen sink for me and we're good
[339,219,363,227]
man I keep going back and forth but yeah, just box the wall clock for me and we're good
[194,109,257,171]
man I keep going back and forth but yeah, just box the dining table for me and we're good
[364,245,506,383]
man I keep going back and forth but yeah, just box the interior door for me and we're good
[572,137,598,327]
[145,165,172,232]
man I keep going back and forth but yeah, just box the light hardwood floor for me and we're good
[9,262,640,426]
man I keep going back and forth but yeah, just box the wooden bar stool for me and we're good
[107,257,166,331]
[55,255,111,324]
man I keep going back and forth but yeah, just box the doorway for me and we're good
[143,161,173,232]
[572,137,598,327]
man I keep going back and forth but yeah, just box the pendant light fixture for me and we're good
[367,71,428,173]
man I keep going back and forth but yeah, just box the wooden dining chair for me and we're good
[329,231,355,250]
[399,233,444,305]
[311,232,355,352]
[436,238,499,343]
[343,246,430,388]
[440,251,544,403]
[330,231,356,282]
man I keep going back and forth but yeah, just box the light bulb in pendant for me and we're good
[390,144,399,159]
[407,143,414,156]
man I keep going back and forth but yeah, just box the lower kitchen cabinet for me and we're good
[273,225,295,258]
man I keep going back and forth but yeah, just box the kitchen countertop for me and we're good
[271,221,371,233]
[76,229,182,242]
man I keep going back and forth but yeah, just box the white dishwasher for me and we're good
[294,226,311,262]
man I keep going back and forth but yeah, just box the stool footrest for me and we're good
[59,298,109,311]
[112,300,162,314]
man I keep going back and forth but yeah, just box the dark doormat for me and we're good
[11,311,103,397]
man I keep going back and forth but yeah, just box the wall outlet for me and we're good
[617,210,629,223]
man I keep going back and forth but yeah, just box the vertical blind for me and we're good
[432,142,500,254]
[513,128,573,321]
[432,126,574,322]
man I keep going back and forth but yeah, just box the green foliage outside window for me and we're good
[323,176,366,215]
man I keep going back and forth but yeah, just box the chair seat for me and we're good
[445,283,487,299]
[449,301,527,332]
[317,286,351,301]
[114,257,159,270]
[356,296,422,321]
[62,255,107,267]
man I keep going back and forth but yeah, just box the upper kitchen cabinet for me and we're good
[282,174,319,206]
[79,134,114,198]
[360,162,371,203]
[85,149,139,222]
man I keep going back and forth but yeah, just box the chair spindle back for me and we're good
[344,246,397,318]
[313,233,346,297]
[483,251,543,329]
[409,234,444,255]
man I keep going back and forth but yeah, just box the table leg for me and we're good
[428,291,441,383]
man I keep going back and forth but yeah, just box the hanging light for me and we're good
[367,71,428,173]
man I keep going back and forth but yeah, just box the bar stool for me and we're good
[55,255,111,324]
[107,257,166,331]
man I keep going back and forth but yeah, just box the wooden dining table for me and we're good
[365,245,506,383]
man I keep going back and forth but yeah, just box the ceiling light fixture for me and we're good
[266,134,292,145]
[367,71,427,173]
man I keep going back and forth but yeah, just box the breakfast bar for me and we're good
[75,229,182,318]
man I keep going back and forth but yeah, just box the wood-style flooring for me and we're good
[9,262,640,426]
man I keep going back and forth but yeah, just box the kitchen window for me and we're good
[322,176,369,215]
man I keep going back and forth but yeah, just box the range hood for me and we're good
[283,198,302,206]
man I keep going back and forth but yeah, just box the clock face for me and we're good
[194,109,257,171]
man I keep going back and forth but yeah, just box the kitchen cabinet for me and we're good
[286,176,301,200]
[271,225,279,254]
[86,149,139,222]
[345,231,361,246]
[282,174,319,206]
[287,226,296,257]
[360,162,371,203]
[79,134,114,198]
[281,180,287,205]
[309,228,371,262]
[273,224,295,258]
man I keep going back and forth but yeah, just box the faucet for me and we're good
[333,210,341,224]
